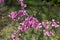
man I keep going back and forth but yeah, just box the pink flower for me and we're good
[21,3,27,8]
[18,10,26,17]
[18,17,31,31]
[15,37,19,40]
[17,0,23,2]
[0,0,4,3]
[42,21,50,29]
[12,35,19,40]
[51,19,59,28]
[31,17,42,29]
[12,34,15,39]
[24,16,41,29]
[43,30,53,36]
[32,22,42,29]
[18,22,30,31]
[8,10,26,21]
[18,16,42,31]
[8,11,18,21]
[11,30,19,40]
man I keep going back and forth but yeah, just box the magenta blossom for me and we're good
[17,0,23,2]
[42,21,50,29]
[0,0,4,3]
[18,10,26,17]
[51,19,59,28]
[32,22,42,29]
[18,16,42,31]
[18,17,32,31]
[21,3,27,8]
[12,30,19,40]
[25,16,42,29]
[25,16,39,25]
[12,34,19,40]
[18,22,30,31]
[31,17,42,29]
[8,11,18,21]
[43,30,53,36]
[8,10,26,21]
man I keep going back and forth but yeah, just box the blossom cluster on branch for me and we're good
[18,16,42,31]
[18,17,59,36]
[8,10,26,21]
[7,0,60,40]
[10,0,27,40]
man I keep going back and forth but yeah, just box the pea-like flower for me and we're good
[18,22,30,31]
[8,10,26,21]
[31,17,42,29]
[18,16,42,31]
[43,30,53,36]
[11,30,19,40]
[51,19,59,28]
[32,22,42,29]
[21,3,27,8]
[8,11,18,21]
[42,21,50,29]
[18,10,26,17]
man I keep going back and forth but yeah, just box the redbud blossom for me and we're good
[18,10,26,17]
[18,17,32,31]
[8,11,19,21]
[18,23,30,31]
[51,19,59,28]
[18,16,42,31]
[25,16,42,29]
[11,30,19,40]
[42,21,50,29]
[12,34,19,40]
[17,0,23,2]
[21,3,27,8]
[31,17,42,29]
[32,22,42,29]
[8,11,18,19]
[43,30,53,36]
[8,10,26,21]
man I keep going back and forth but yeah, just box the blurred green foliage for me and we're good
[5,0,60,7]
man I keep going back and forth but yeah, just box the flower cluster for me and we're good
[8,10,26,21]
[12,30,19,40]
[51,19,59,28]
[8,0,27,21]
[0,0,4,3]
[42,19,59,36]
[17,0,23,2]
[18,18,59,36]
[18,16,42,31]
[17,0,27,9]
[9,0,27,39]
[8,0,60,40]
[42,21,51,29]
[43,30,53,36]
